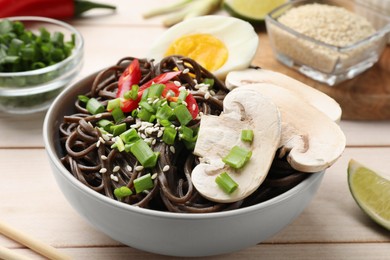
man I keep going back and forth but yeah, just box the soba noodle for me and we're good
[59,55,310,213]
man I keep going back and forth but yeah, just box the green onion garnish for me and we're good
[148,84,165,99]
[163,127,177,145]
[120,128,140,144]
[86,98,105,115]
[134,173,154,194]
[124,84,139,100]
[111,107,125,123]
[241,129,254,143]
[111,136,125,152]
[97,119,114,132]
[130,139,159,168]
[107,98,121,111]
[215,172,238,194]
[174,104,192,126]
[156,104,174,121]
[222,146,252,169]
[114,186,133,199]
[78,95,89,103]
[110,123,127,136]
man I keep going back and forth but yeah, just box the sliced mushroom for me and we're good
[225,68,342,122]
[240,84,346,173]
[192,88,281,203]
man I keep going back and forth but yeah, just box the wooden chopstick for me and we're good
[0,245,32,260]
[0,220,71,260]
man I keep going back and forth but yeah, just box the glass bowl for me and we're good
[0,16,84,114]
[265,0,390,86]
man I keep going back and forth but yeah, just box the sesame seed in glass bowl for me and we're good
[265,0,390,86]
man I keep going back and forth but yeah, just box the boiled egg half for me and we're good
[148,15,259,79]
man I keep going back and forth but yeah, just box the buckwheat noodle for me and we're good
[59,55,310,213]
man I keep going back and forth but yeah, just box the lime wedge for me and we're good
[348,159,390,230]
[223,0,287,23]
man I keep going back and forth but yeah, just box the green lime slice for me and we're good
[223,0,287,23]
[348,159,390,230]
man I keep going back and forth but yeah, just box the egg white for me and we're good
[148,15,259,79]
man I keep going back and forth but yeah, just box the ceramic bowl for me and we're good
[43,71,325,257]
[0,16,83,114]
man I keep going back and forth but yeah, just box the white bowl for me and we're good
[43,71,324,257]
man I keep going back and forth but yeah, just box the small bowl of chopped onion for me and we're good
[43,55,335,257]
[0,16,83,114]
[265,0,390,86]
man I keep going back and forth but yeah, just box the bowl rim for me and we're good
[43,70,325,220]
[0,16,84,78]
[265,0,390,51]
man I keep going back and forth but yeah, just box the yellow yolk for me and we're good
[165,34,228,72]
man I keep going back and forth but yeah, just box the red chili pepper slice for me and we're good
[118,70,199,118]
[116,59,141,98]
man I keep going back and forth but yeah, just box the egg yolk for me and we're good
[165,34,228,72]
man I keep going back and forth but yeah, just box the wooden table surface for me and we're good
[1,1,389,259]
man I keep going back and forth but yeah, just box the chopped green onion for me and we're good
[130,139,159,168]
[78,95,89,103]
[124,84,139,100]
[159,119,172,127]
[222,146,252,169]
[241,129,254,143]
[133,173,154,194]
[111,107,125,123]
[111,136,125,152]
[215,172,238,194]
[110,123,127,136]
[86,98,105,115]
[114,186,133,199]
[178,125,193,142]
[156,104,174,121]
[174,104,192,126]
[148,84,165,99]
[137,108,153,122]
[97,119,114,132]
[163,127,177,145]
[107,98,121,111]
[139,101,155,113]
[120,128,140,144]
[178,90,188,102]
[203,78,214,88]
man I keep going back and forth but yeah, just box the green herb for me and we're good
[114,186,133,199]
[107,98,121,111]
[215,172,238,194]
[173,104,192,126]
[241,129,254,143]
[0,19,75,72]
[78,95,89,103]
[111,107,125,123]
[110,122,127,136]
[124,84,139,100]
[130,139,159,168]
[120,128,140,144]
[222,146,252,169]
[163,127,177,145]
[134,173,154,194]
[86,98,105,114]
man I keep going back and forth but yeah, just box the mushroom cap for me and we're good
[240,84,346,173]
[192,87,281,203]
[225,68,342,122]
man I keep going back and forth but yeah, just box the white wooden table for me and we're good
[0,1,389,259]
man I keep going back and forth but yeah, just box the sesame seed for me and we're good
[163,165,170,172]
[135,165,144,171]
[181,101,188,106]
[145,127,154,135]
[182,68,190,74]
[110,174,119,182]
[101,155,108,160]
[174,81,181,86]
[88,121,94,128]
[126,165,132,172]
[152,139,157,145]
[113,166,120,172]
[99,137,106,144]
[102,134,110,141]
[170,146,176,154]
[99,168,107,174]
[95,113,102,118]
[130,122,141,129]
[96,140,101,147]
[140,133,146,139]
[151,173,158,179]
[204,92,210,99]
[153,98,159,104]
[179,86,186,91]
[157,130,163,138]
[209,90,216,96]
